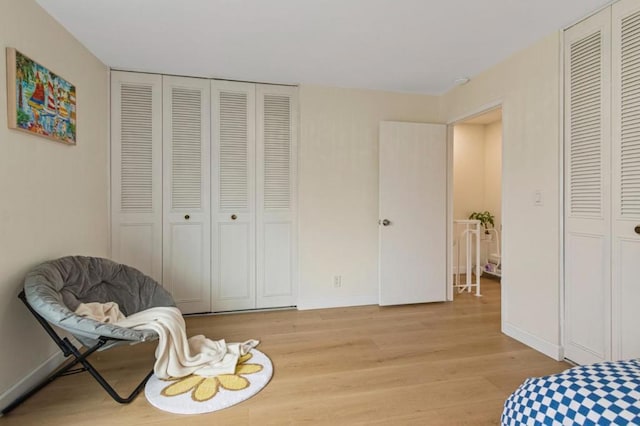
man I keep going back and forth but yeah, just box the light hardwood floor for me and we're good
[2,278,569,425]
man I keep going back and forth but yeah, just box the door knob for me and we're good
[184,214,190,220]
[382,219,391,226]
[231,214,237,220]
[635,225,640,235]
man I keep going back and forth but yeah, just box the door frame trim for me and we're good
[446,101,504,325]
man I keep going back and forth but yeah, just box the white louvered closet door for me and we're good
[612,0,640,361]
[211,81,256,312]
[162,76,211,314]
[256,85,298,308]
[564,8,612,365]
[111,71,163,282]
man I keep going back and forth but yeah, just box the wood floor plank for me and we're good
[1,278,569,425]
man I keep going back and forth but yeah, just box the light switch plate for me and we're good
[534,190,543,206]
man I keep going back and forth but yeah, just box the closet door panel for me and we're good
[110,71,163,282]
[564,8,611,365]
[162,76,211,314]
[565,233,608,363]
[612,0,640,360]
[212,81,256,311]
[219,222,252,299]
[166,223,207,302]
[616,240,640,358]
[256,85,298,309]
[263,223,292,297]
[117,224,156,275]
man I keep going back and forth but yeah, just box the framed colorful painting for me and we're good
[6,48,77,145]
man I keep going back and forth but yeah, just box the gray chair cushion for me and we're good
[24,256,176,349]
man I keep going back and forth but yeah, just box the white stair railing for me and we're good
[454,219,482,296]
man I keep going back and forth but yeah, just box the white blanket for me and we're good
[75,302,125,323]
[76,303,258,379]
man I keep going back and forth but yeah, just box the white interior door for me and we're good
[256,84,298,309]
[211,80,256,312]
[110,71,163,282]
[162,76,211,314]
[612,0,640,361]
[379,121,447,306]
[564,8,611,365]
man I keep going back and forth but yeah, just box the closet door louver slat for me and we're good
[620,11,640,217]
[219,91,249,210]
[120,84,154,212]
[263,94,291,210]
[569,31,603,217]
[171,87,203,210]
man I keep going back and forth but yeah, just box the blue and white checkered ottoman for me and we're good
[501,359,640,425]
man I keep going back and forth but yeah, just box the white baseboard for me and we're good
[502,322,564,361]
[0,337,80,415]
[297,294,378,310]
[0,349,65,414]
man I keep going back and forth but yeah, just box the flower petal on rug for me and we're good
[161,375,205,397]
[192,377,219,402]
[236,363,263,375]
[218,374,250,391]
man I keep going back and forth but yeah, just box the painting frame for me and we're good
[6,48,77,145]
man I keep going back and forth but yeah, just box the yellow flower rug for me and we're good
[144,349,273,414]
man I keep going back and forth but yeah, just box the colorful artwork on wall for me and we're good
[6,48,77,145]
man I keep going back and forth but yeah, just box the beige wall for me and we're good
[297,85,441,308]
[0,0,109,400]
[453,124,487,222]
[443,32,562,359]
[484,121,502,231]
[453,122,503,226]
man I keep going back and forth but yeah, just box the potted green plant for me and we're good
[468,211,495,235]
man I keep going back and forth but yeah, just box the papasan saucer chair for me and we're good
[1,256,175,415]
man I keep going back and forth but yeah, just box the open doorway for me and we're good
[451,107,502,300]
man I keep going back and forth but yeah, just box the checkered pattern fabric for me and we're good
[502,359,640,425]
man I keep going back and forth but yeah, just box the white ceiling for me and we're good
[36,0,611,94]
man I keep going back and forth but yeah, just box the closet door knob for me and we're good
[231,214,237,220]
[635,225,640,235]
[381,219,391,226]
[184,214,190,220]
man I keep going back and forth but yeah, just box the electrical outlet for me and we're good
[333,275,342,288]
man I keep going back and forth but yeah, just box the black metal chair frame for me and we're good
[1,291,153,415]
